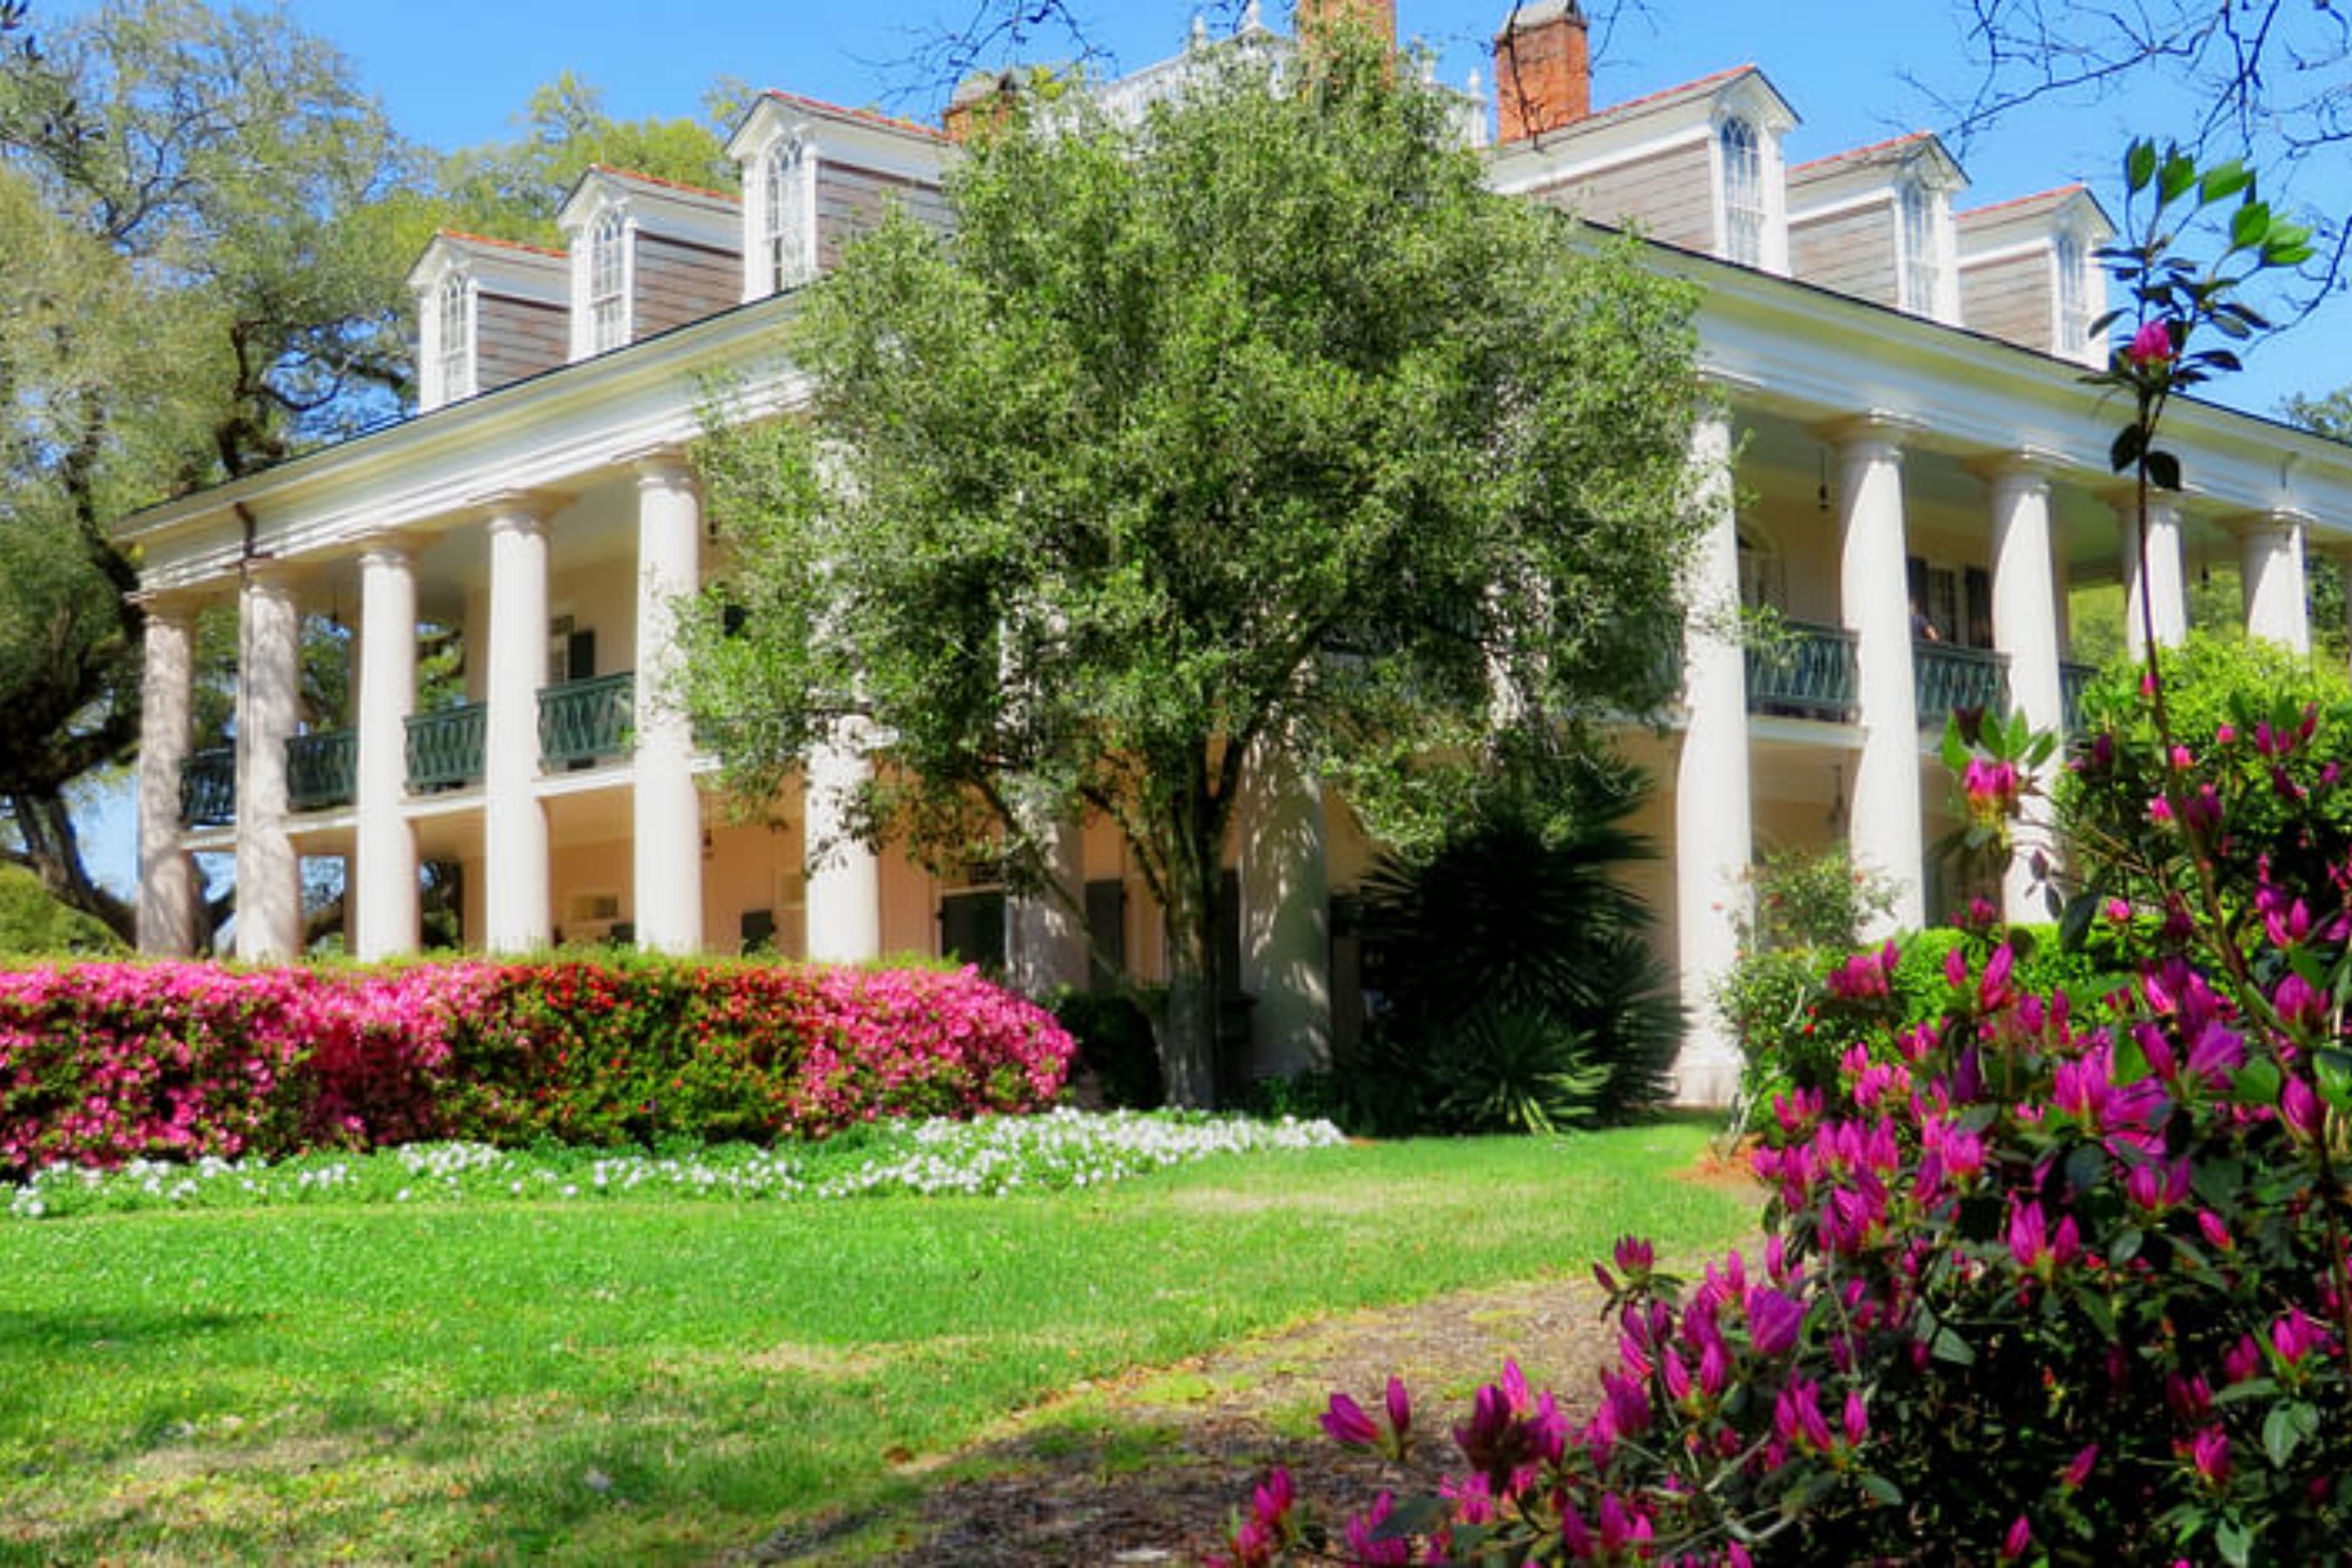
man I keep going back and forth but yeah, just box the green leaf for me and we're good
[2146,449,2183,491]
[2217,1515,2254,1568]
[1940,722,1971,772]
[2262,1400,2318,1467]
[2228,199,2272,251]
[1859,1471,1904,1506]
[2198,161,2252,205]
[2058,890,2100,952]
[1929,1323,1977,1365]
[2110,423,2146,474]
[2158,152,2198,203]
[2125,140,2158,193]
[2229,1060,2282,1108]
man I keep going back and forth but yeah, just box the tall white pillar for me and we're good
[135,602,202,956]
[484,505,551,951]
[804,725,882,963]
[1837,422,1925,935]
[632,457,705,954]
[1239,738,1330,1078]
[2120,495,2189,658]
[352,544,420,959]
[233,568,302,961]
[2241,511,2310,652]
[1007,807,1089,997]
[1673,410,1751,1106]
[1987,459,2066,923]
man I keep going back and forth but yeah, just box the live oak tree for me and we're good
[686,30,1711,1105]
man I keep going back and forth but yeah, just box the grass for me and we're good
[0,1118,1756,1565]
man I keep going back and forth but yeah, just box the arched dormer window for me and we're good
[762,139,813,294]
[435,273,473,404]
[1898,181,1943,315]
[1719,116,1765,267]
[588,210,629,352]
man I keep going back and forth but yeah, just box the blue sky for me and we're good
[48,0,2351,897]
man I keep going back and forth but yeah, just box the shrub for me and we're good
[0,867,123,958]
[1355,784,1681,1132]
[1050,986,1165,1109]
[0,956,1074,1175]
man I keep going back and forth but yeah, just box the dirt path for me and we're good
[738,1268,1642,1565]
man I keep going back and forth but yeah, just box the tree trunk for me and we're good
[1159,842,1224,1108]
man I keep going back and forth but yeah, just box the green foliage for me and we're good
[1048,985,1165,1110]
[686,30,1709,1105]
[0,864,124,956]
[1351,781,1681,1133]
[1742,843,1896,953]
[434,71,735,242]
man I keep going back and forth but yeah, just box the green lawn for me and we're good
[0,1122,1755,1565]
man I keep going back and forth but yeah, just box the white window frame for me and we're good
[2053,230,2088,358]
[1716,115,1766,268]
[588,209,630,353]
[434,272,473,405]
[1898,181,1943,317]
[761,139,815,295]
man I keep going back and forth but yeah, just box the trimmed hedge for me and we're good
[0,956,1074,1175]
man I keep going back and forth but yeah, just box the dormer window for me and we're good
[2054,231,2087,356]
[761,139,814,293]
[434,274,474,404]
[588,211,629,352]
[1898,181,1942,315]
[1718,116,1765,267]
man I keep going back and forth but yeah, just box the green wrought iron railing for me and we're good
[1745,620,1856,720]
[2059,661,2099,734]
[179,747,235,827]
[1915,641,2011,727]
[406,702,486,791]
[286,730,357,813]
[539,672,635,767]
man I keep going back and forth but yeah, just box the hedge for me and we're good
[0,956,1074,1175]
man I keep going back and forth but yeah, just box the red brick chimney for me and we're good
[1494,0,1592,144]
[1294,0,1396,51]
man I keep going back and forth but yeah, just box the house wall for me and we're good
[1792,199,1897,306]
[476,294,569,390]
[1534,139,1714,249]
[1960,251,2052,355]
[816,161,952,270]
[634,233,740,338]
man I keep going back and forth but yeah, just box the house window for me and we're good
[435,274,472,403]
[2054,232,2086,355]
[588,210,628,352]
[762,139,813,294]
[1718,116,1765,267]
[1899,181,1942,315]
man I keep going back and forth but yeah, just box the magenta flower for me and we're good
[2063,1443,2099,1490]
[1999,1515,2033,1562]
[1747,1286,1805,1357]
[2125,318,2177,368]
[2281,1074,2326,1139]
[1342,1492,1410,1566]
[2187,1426,2231,1488]
[2271,1307,2326,1367]
[1384,1375,1412,1448]
[1321,1391,1381,1450]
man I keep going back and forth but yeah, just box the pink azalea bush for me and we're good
[1214,142,2350,1566]
[0,956,1073,1174]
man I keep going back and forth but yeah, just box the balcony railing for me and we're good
[179,747,236,828]
[1914,641,2011,727]
[407,702,486,791]
[540,672,634,767]
[287,730,358,813]
[1745,620,1856,721]
[2059,661,2098,733]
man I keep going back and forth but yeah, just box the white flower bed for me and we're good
[2,1109,1345,1221]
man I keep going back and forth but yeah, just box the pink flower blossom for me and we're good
[2125,318,2178,368]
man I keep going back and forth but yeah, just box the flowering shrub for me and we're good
[0,956,1073,1174]
[1218,142,2352,1566]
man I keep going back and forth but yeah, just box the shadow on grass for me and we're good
[0,1306,248,1353]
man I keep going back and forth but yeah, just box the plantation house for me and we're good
[118,0,2352,1102]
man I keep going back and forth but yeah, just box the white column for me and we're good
[804,725,882,963]
[483,505,551,951]
[135,604,201,955]
[1673,411,1751,1106]
[1987,460,2065,923]
[1007,808,1089,997]
[1239,737,1331,1078]
[2120,495,2189,658]
[233,568,302,961]
[2241,511,2311,652]
[352,544,420,959]
[1837,422,1925,935]
[632,457,705,954]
